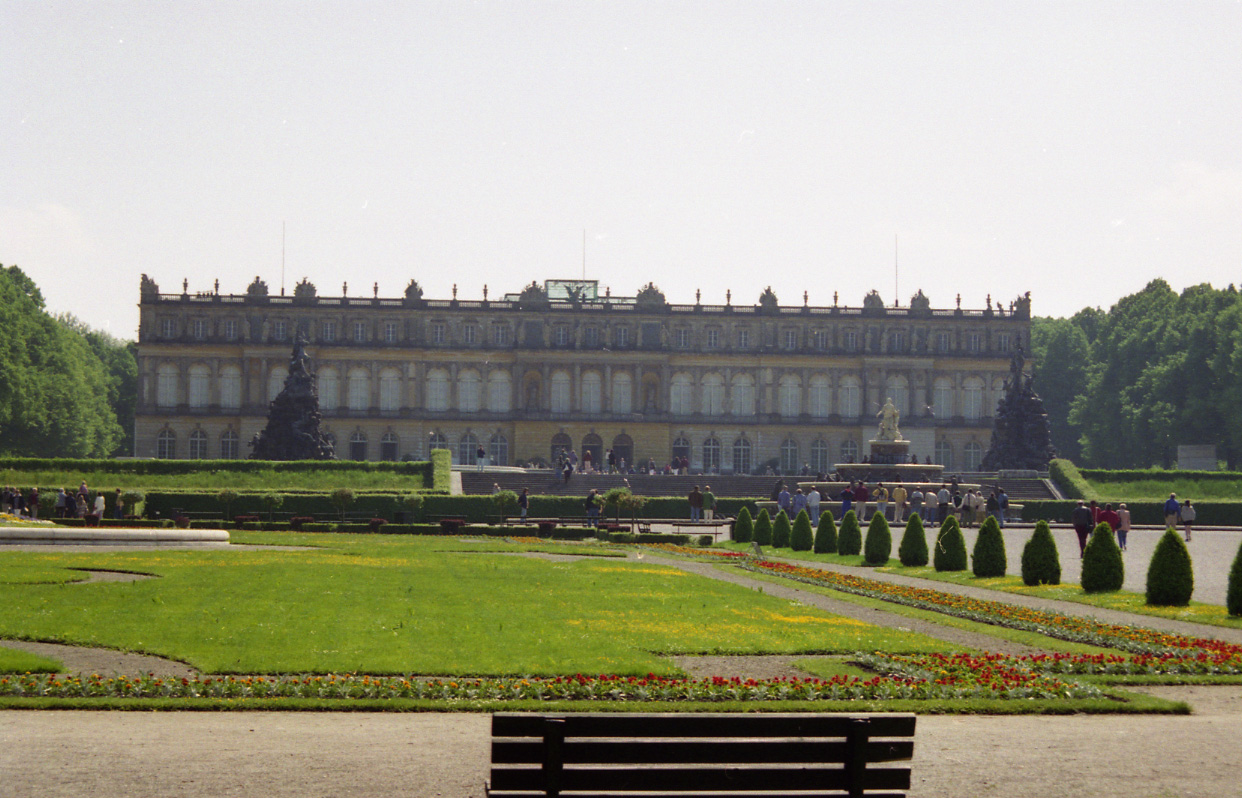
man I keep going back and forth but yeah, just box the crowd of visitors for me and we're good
[2,482,122,523]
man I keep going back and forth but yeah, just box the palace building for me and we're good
[133,275,1032,473]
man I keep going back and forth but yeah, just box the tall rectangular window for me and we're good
[492,324,510,346]
[967,332,982,353]
[675,328,690,348]
[936,332,951,352]
[384,322,398,343]
[705,328,719,349]
[842,331,857,352]
[554,326,570,346]
[888,332,905,352]
[783,330,798,350]
[160,318,176,339]
[224,319,238,341]
[353,322,367,342]
[192,319,209,340]
[615,327,630,347]
[998,333,1010,352]
[322,321,336,342]
[737,329,749,348]
[272,321,288,341]
[812,330,827,350]
[463,324,478,344]
[432,323,446,344]
[583,326,599,347]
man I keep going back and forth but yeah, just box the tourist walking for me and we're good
[688,486,703,522]
[839,483,854,520]
[585,489,600,527]
[476,444,487,472]
[54,489,67,518]
[1180,499,1196,542]
[854,482,870,520]
[777,485,792,516]
[936,484,951,523]
[909,487,924,520]
[1163,493,1180,529]
[997,488,1009,527]
[1071,500,1094,557]
[1098,503,1121,536]
[27,488,39,519]
[806,485,821,521]
[114,489,125,520]
[891,483,907,522]
[873,483,889,522]
[791,488,807,518]
[1116,503,1131,550]
[518,488,529,523]
[702,486,716,521]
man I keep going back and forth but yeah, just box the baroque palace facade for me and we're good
[134,276,1032,474]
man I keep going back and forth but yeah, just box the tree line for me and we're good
[0,265,135,458]
[1032,279,1242,470]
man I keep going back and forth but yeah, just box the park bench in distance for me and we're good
[486,711,916,797]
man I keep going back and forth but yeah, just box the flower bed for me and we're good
[0,662,1100,703]
[741,559,1242,668]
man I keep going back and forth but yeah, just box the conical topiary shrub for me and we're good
[898,513,929,567]
[1146,529,1194,606]
[972,515,1008,578]
[933,516,968,572]
[1228,538,1242,617]
[791,509,814,551]
[733,506,754,544]
[772,511,792,549]
[837,510,862,556]
[1081,522,1124,593]
[1021,520,1061,586]
[754,508,773,547]
[814,511,838,554]
[863,512,892,565]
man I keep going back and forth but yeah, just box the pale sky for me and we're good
[5,1,1241,338]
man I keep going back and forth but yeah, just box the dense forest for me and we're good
[1031,280,1242,470]
[0,265,135,457]
[2,266,1239,467]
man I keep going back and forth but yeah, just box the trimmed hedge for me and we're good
[753,509,773,546]
[897,514,928,567]
[772,511,792,549]
[1081,522,1124,593]
[1145,529,1194,606]
[933,516,967,572]
[1228,538,1242,617]
[1018,499,1242,526]
[837,510,862,556]
[51,518,174,529]
[733,507,754,544]
[971,516,1007,578]
[0,455,436,482]
[813,512,838,554]
[790,510,814,552]
[863,513,892,566]
[1021,520,1061,586]
[1049,459,1097,501]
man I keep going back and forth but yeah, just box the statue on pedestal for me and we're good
[876,398,902,441]
[249,334,336,460]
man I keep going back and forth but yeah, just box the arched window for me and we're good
[964,441,983,471]
[612,433,633,469]
[324,432,337,455]
[732,437,752,474]
[840,439,859,463]
[580,371,602,414]
[611,372,632,414]
[220,430,239,459]
[838,376,861,418]
[317,367,339,411]
[156,429,176,459]
[550,371,571,413]
[810,439,830,474]
[808,375,830,418]
[219,365,242,410]
[268,367,287,402]
[884,374,910,417]
[991,378,1006,417]
[157,364,179,407]
[780,438,799,474]
[426,369,449,412]
[551,432,572,463]
[188,365,210,409]
[489,433,508,466]
[458,369,481,413]
[730,373,755,416]
[347,369,369,411]
[378,368,401,412]
[702,437,721,472]
[701,373,725,416]
[487,371,512,413]
[932,378,953,419]
[188,429,208,459]
[672,436,691,463]
[428,431,447,454]
[963,377,985,420]
[581,433,603,470]
[349,431,368,461]
[458,433,479,465]
[778,375,801,418]
[381,432,399,461]
[935,440,954,469]
[670,373,693,416]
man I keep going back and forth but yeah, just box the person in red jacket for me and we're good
[1097,503,1122,538]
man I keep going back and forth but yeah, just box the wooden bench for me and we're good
[485,712,916,797]
[671,519,734,539]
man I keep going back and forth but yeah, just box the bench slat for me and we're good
[491,713,916,739]
[492,739,913,765]
[488,766,911,792]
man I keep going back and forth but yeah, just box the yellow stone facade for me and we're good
[134,279,1031,473]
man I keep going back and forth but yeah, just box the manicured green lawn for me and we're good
[0,534,949,677]
[0,466,427,493]
[0,646,61,673]
[1083,477,1242,503]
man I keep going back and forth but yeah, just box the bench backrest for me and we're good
[488,712,915,797]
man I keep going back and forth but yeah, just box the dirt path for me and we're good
[4,691,1241,798]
